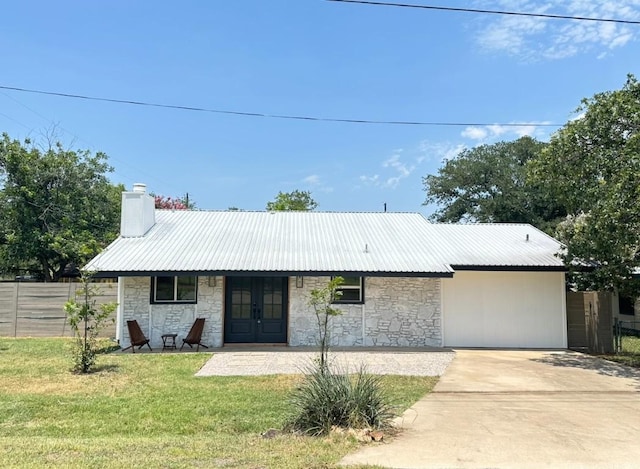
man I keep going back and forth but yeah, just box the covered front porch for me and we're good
[116,274,444,350]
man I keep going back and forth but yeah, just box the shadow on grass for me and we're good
[532,352,640,387]
[98,344,122,354]
[93,363,120,373]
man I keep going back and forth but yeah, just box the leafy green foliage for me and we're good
[286,364,395,436]
[266,189,318,211]
[309,277,344,371]
[0,133,123,281]
[63,273,116,373]
[423,136,565,232]
[530,75,640,292]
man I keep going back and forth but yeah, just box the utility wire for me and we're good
[326,0,640,25]
[0,85,561,128]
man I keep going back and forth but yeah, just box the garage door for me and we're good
[442,271,567,348]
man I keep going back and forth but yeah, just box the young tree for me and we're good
[266,190,318,211]
[63,272,117,373]
[530,75,640,292]
[0,134,122,281]
[308,277,344,372]
[423,136,565,232]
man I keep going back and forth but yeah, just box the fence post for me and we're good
[13,282,19,337]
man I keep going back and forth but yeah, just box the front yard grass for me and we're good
[0,338,437,468]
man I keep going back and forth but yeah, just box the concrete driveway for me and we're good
[340,349,640,469]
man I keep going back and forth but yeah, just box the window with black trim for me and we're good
[619,295,636,316]
[152,276,197,303]
[333,276,364,304]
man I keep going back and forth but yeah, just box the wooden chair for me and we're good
[180,318,208,352]
[122,320,152,353]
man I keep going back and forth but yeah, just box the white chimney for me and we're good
[120,183,156,237]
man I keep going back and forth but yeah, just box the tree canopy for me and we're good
[266,190,318,211]
[423,136,566,231]
[0,134,122,281]
[154,194,195,210]
[530,74,640,293]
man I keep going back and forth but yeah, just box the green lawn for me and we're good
[0,338,437,468]
[607,336,640,368]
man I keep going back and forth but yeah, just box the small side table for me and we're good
[161,333,178,351]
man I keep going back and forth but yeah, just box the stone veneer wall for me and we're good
[288,276,442,347]
[120,276,224,349]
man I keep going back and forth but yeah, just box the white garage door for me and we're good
[442,271,567,348]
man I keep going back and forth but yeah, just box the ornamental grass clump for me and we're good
[286,363,395,436]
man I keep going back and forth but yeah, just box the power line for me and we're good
[326,0,640,25]
[0,85,561,128]
[0,91,188,195]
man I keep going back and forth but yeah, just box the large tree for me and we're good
[0,134,122,281]
[530,75,640,293]
[423,136,565,231]
[266,190,318,211]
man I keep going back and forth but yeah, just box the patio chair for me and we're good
[122,320,152,353]
[180,318,208,352]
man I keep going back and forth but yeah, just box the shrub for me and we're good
[286,363,395,436]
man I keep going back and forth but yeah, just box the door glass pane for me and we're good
[231,278,252,319]
[262,278,283,319]
[263,303,275,319]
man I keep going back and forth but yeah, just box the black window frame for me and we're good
[151,275,198,304]
[332,276,365,304]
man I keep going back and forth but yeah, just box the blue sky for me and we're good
[1,1,639,214]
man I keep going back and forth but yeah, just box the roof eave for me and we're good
[90,269,455,278]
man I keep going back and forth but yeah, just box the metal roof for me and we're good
[85,211,564,276]
[422,223,565,268]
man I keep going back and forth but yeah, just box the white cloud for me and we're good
[302,174,320,186]
[474,0,640,60]
[301,174,333,193]
[360,150,425,190]
[359,174,379,185]
[419,141,467,162]
[382,154,416,188]
[461,126,488,140]
[461,121,552,142]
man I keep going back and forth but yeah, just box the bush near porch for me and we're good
[0,338,437,469]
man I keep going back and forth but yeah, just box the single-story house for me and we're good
[85,184,568,349]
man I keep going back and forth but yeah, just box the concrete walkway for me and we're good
[340,349,640,469]
[196,346,454,376]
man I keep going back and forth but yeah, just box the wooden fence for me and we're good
[0,282,117,338]
[566,291,614,354]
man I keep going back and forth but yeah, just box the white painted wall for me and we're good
[442,271,567,348]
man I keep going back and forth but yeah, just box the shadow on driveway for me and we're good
[532,352,640,383]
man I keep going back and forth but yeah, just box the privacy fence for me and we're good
[0,282,117,338]
[565,291,614,354]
